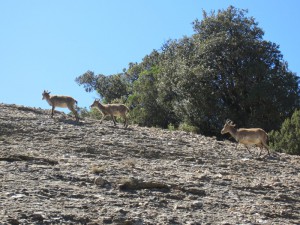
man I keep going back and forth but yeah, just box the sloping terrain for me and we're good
[0,103,299,224]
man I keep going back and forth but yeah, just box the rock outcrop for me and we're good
[0,103,299,224]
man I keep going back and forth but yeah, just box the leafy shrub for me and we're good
[168,123,176,131]
[269,109,300,155]
[178,122,199,133]
[78,107,102,120]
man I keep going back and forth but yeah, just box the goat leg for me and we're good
[245,146,252,155]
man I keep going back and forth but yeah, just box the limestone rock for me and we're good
[0,103,299,224]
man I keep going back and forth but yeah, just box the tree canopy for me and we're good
[76,6,299,137]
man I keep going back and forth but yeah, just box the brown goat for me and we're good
[42,90,79,122]
[221,119,270,156]
[90,100,129,128]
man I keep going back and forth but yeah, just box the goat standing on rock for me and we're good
[90,100,129,128]
[42,90,79,122]
[221,119,270,156]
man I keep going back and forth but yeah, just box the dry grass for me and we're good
[90,164,106,174]
[122,158,137,168]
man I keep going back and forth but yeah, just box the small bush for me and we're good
[178,122,199,133]
[78,107,102,120]
[122,158,137,168]
[269,109,300,155]
[91,164,106,174]
[118,177,170,191]
[167,123,176,131]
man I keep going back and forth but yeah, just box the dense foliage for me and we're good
[269,109,300,155]
[76,6,299,138]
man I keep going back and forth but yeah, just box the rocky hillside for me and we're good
[0,103,299,225]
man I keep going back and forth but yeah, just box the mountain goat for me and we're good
[221,119,270,156]
[42,90,79,122]
[90,100,129,128]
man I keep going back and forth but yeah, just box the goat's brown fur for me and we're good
[221,119,270,156]
[90,100,129,128]
[42,90,79,122]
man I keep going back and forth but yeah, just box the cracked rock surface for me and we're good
[0,103,299,224]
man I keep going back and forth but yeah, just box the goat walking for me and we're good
[90,100,129,128]
[221,119,270,156]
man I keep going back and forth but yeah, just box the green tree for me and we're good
[158,6,299,134]
[75,6,299,136]
[127,51,176,127]
[269,109,300,155]
[75,71,129,103]
[196,7,299,131]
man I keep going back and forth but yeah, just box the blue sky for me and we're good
[0,0,299,112]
